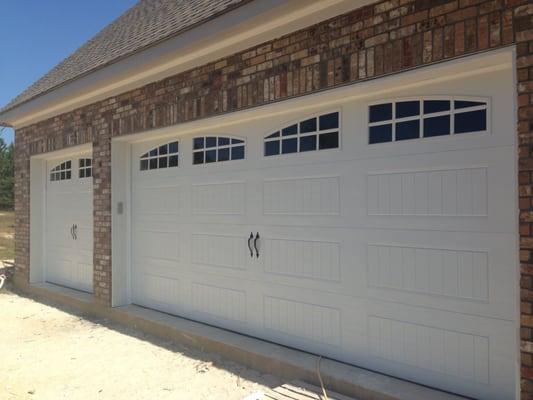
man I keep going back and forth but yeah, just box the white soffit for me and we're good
[5,0,375,128]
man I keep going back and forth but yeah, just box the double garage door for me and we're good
[129,64,517,398]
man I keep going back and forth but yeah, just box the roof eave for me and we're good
[2,0,374,129]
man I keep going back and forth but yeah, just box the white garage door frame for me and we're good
[29,143,93,291]
[111,47,519,398]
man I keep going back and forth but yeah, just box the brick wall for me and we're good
[13,0,533,396]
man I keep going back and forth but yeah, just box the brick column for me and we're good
[517,3,533,398]
[92,122,112,304]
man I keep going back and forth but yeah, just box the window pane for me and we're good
[424,115,450,137]
[424,100,450,114]
[300,135,317,152]
[218,148,230,161]
[149,158,158,169]
[66,160,71,169]
[159,157,168,168]
[282,138,298,154]
[140,159,148,170]
[80,169,85,178]
[396,101,420,119]
[80,159,85,168]
[455,100,485,109]
[396,120,420,141]
[455,110,486,134]
[169,155,178,167]
[149,148,158,157]
[369,124,392,144]
[159,144,168,155]
[232,146,245,160]
[282,124,297,136]
[266,132,279,139]
[231,138,244,144]
[265,141,280,156]
[205,149,216,163]
[218,137,230,146]
[193,152,203,165]
[300,118,317,133]
[86,159,92,166]
[66,171,71,179]
[61,171,66,180]
[206,137,217,148]
[369,103,392,123]
[141,152,148,158]
[169,141,178,154]
[87,169,92,178]
[193,137,204,150]
[319,132,339,150]
[319,112,339,130]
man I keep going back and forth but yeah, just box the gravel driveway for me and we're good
[0,290,280,400]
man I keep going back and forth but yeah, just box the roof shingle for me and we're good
[2,0,248,113]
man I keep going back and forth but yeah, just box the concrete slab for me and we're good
[14,281,469,400]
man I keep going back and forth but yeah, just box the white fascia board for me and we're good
[4,0,375,129]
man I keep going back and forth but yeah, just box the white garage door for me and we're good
[45,153,93,292]
[130,64,517,399]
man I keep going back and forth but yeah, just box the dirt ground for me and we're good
[0,290,281,400]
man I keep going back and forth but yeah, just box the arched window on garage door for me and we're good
[140,141,179,171]
[264,111,340,156]
[368,97,489,144]
[192,136,245,164]
[50,160,72,181]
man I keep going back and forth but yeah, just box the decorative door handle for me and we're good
[253,232,260,258]
[70,225,75,240]
[73,224,78,240]
[247,232,254,257]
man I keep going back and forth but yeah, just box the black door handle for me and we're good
[73,224,78,240]
[247,232,254,257]
[70,225,74,240]
[254,232,260,258]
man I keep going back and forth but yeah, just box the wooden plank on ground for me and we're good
[262,380,359,400]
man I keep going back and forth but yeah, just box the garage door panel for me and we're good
[191,232,249,271]
[192,181,246,216]
[76,225,93,251]
[134,229,181,262]
[364,229,515,318]
[261,235,341,282]
[134,257,182,279]
[132,273,181,315]
[73,261,93,292]
[263,175,340,216]
[134,185,182,218]
[365,301,516,400]
[360,146,515,232]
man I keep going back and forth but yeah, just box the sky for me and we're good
[0,0,138,144]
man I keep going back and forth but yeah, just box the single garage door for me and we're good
[45,153,93,292]
[130,64,517,399]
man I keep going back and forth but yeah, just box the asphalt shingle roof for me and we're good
[2,0,249,113]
